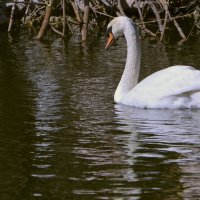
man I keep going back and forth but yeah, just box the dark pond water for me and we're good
[0,31,200,200]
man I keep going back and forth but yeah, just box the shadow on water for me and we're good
[0,31,200,200]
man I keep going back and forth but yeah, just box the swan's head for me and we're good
[105,16,135,50]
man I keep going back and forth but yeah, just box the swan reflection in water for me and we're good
[114,104,200,199]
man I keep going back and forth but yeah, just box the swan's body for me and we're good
[105,16,200,109]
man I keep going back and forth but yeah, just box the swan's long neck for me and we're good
[114,24,141,103]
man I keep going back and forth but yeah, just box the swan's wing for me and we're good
[123,65,200,107]
[137,65,200,95]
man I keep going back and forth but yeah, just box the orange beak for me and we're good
[105,33,114,50]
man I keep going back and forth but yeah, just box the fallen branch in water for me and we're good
[62,0,66,37]
[36,4,52,39]
[8,0,16,32]
[81,0,90,41]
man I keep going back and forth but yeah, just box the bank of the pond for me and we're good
[1,0,200,42]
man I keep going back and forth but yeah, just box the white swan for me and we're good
[105,16,200,109]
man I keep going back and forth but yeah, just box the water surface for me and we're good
[0,31,200,200]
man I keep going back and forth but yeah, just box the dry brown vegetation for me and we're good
[4,0,200,41]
